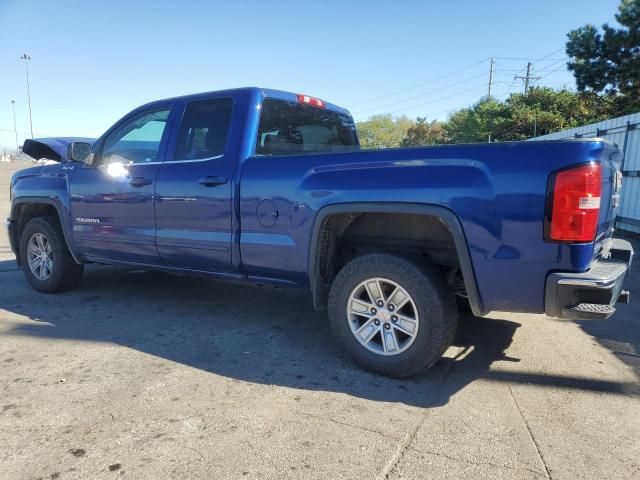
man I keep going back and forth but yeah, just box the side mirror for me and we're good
[69,142,92,164]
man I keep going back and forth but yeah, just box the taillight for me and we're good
[297,94,325,108]
[547,162,602,242]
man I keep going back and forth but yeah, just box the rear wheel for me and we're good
[328,253,457,378]
[19,217,84,293]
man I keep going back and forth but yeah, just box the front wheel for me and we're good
[19,217,84,293]
[328,254,456,378]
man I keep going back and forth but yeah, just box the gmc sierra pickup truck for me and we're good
[8,87,633,377]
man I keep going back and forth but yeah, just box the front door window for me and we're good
[100,108,170,165]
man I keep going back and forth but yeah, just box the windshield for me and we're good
[256,98,359,155]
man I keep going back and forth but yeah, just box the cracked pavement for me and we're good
[1,162,639,479]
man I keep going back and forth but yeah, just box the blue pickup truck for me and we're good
[8,87,634,377]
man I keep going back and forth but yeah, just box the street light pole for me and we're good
[20,53,34,139]
[11,100,19,157]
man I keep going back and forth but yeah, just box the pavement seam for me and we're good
[508,385,553,479]
[376,417,423,480]
[375,359,456,480]
[298,411,399,441]
[407,445,548,478]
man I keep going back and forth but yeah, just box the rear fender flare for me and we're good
[308,202,486,316]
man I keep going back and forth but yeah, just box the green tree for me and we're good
[566,0,640,114]
[355,90,613,148]
[444,97,508,143]
[401,117,447,146]
[443,88,613,143]
[498,88,612,139]
[356,114,414,149]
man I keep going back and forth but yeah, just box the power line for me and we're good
[493,68,530,73]
[351,71,488,115]
[535,57,568,72]
[530,47,566,65]
[534,82,573,86]
[352,42,578,122]
[535,65,571,82]
[353,84,485,123]
[493,81,521,85]
[495,49,568,98]
[388,83,486,116]
[496,81,518,99]
[346,57,490,108]
[495,56,565,62]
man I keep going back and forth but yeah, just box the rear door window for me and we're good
[256,99,358,155]
[174,98,233,160]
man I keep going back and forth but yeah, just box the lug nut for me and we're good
[377,300,384,307]
[384,323,391,330]
[391,315,398,323]
[371,307,377,314]
[388,304,395,311]
[374,319,380,326]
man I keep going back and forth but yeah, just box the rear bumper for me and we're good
[545,238,633,320]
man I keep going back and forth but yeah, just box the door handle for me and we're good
[198,176,227,187]
[129,177,152,187]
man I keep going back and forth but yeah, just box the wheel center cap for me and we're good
[378,309,391,322]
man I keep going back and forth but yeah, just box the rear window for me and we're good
[256,99,358,155]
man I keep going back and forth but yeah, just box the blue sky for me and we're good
[0,0,621,149]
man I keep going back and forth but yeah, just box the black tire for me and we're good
[19,216,84,293]
[328,254,457,378]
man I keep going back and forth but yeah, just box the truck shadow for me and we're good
[2,265,636,407]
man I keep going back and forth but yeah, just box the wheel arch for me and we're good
[11,197,81,266]
[308,202,486,316]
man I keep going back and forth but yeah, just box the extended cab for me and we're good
[8,87,633,377]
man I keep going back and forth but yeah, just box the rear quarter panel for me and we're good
[239,140,610,313]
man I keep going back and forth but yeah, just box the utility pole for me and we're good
[514,62,541,95]
[11,100,19,157]
[20,53,34,138]
[487,57,494,98]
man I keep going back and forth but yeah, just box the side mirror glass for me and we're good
[70,142,92,164]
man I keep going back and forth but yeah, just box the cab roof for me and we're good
[140,87,351,117]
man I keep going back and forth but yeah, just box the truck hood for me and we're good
[22,137,96,162]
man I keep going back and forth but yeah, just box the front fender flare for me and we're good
[10,196,82,265]
[308,202,486,316]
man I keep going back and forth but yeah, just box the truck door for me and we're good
[69,103,174,264]
[154,93,244,270]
